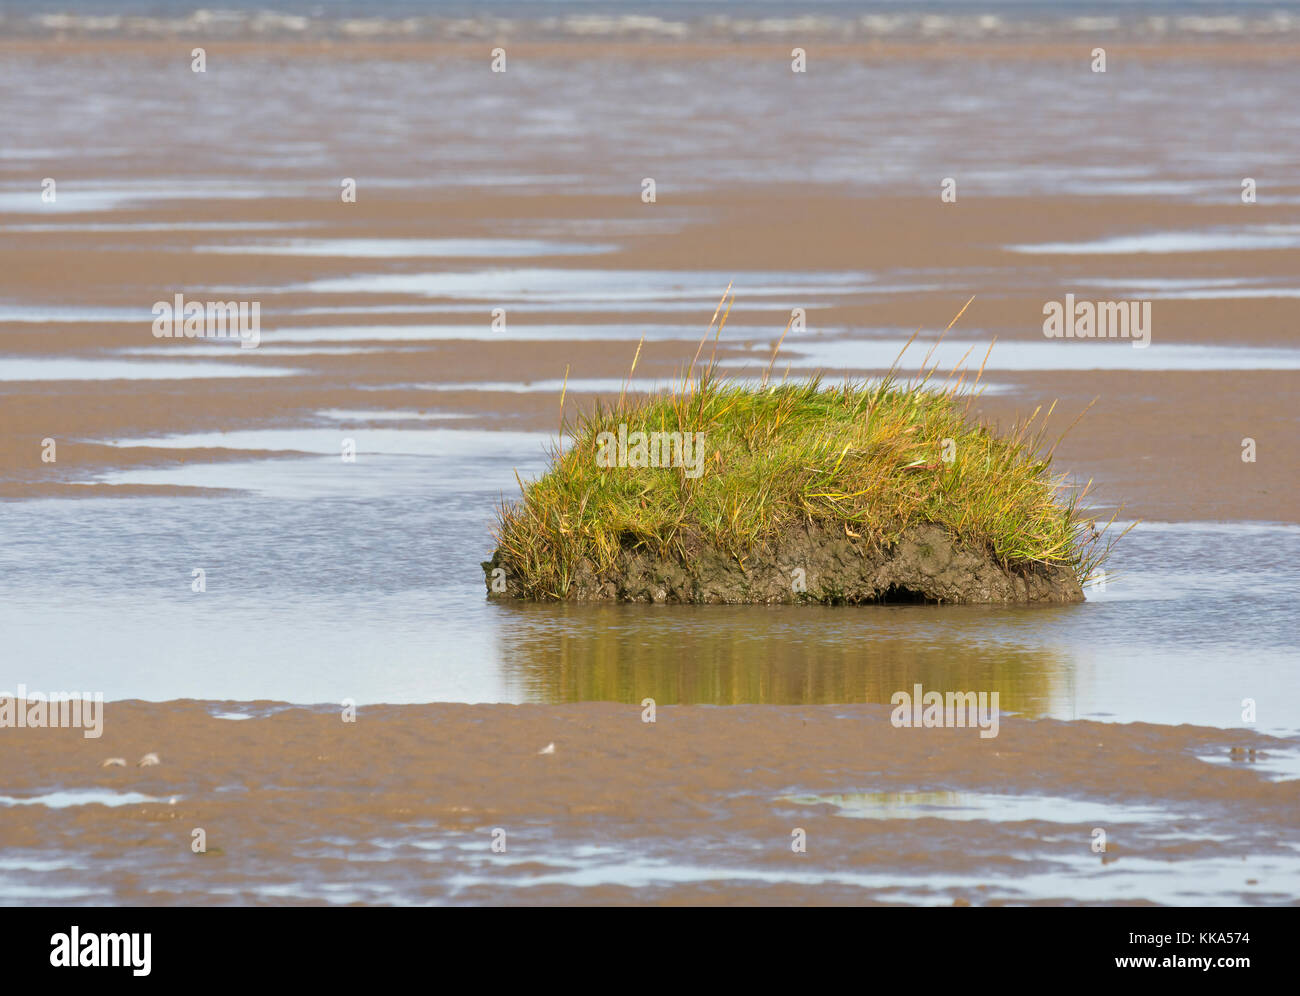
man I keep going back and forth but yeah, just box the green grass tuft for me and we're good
[491,295,1131,600]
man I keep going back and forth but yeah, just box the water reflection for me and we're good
[0,491,1294,729]
[491,601,1076,711]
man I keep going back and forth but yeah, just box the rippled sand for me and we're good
[1,702,1297,905]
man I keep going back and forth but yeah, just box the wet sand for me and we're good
[1,701,1295,905]
[2,188,1297,520]
[2,34,1298,905]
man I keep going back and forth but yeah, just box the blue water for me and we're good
[1,449,1296,733]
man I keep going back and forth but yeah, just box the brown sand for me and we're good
[0,701,1293,905]
[3,37,1297,906]
[2,189,1296,519]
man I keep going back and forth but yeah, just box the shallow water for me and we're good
[766,338,1300,372]
[1007,226,1300,255]
[0,790,171,809]
[0,358,299,380]
[2,755,1294,905]
[2,17,1297,906]
[2,464,1295,734]
[295,267,878,304]
[196,238,616,259]
[5,38,1300,200]
[784,791,1176,823]
[153,322,764,345]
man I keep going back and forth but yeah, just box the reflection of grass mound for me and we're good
[491,603,1074,708]
[485,295,1127,604]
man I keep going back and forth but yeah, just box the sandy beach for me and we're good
[1,13,1298,907]
[3,185,1297,519]
[1,700,1294,905]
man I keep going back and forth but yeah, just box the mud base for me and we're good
[484,523,1084,605]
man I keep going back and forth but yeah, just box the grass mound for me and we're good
[489,296,1126,602]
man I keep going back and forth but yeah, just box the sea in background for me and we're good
[3,0,1300,40]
